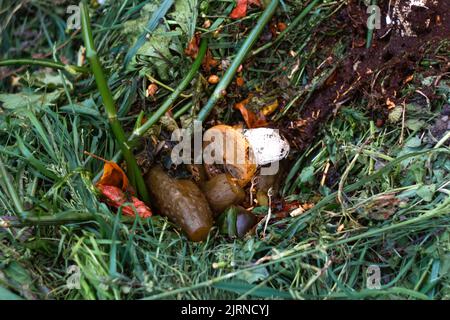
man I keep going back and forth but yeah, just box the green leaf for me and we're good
[0,286,22,300]
[299,166,315,184]
[4,261,32,285]
[168,0,198,40]
[33,71,73,89]
[398,188,419,199]
[405,119,425,131]
[416,184,436,202]
[217,206,238,237]
[123,0,197,80]
[439,253,450,277]
[252,206,269,214]
[135,27,173,80]
[236,267,269,284]
[0,90,61,110]
[405,137,422,148]
[123,0,175,67]
[421,76,435,86]
[400,159,426,185]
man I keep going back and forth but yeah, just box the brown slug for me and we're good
[201,174,246,215]
[145,166,213,242]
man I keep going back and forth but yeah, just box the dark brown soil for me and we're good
[430,104,450,142]
[279,0,450,151]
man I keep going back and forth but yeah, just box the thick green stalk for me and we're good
[251,0,320,57]
[0,58,89,74]
[130,38,208,141]
[196,0,279,122]
[80,1,150,203]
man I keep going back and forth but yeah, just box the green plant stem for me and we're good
[173,101,193,119]
[80,1,150,203]
[251,0,320,57]
[196,0,279,122]
[435,130,450,149]
[0,211,149,228]
[2,211,95,227]
[130,38,208,141]
[0,58,89,74]
[146,74,192,98]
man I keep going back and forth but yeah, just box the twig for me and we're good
[262,187,273,239]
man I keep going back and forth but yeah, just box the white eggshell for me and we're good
[243,128,290,165]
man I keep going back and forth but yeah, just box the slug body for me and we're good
[145,166,213,242]
[201,174,246,215]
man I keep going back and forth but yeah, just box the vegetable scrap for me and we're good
[85,152,152,218]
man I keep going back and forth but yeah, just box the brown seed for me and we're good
[208,75,220,84]
[146,83,158,97]
[213,29,221,38]
[203,19,211,28]
[277,22,287,32]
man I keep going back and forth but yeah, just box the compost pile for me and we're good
[0,0,449,300]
